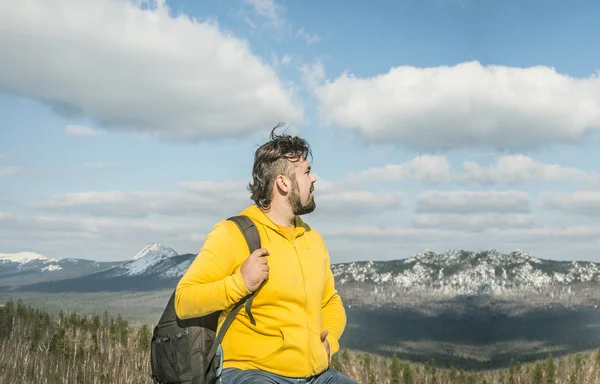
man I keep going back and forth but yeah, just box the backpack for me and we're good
[150,215,261,384]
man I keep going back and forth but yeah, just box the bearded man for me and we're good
[175,126,355,384]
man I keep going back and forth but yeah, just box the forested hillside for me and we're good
[1,298,599,384]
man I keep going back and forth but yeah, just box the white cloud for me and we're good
[415,190,531,213]
[323,223,600,244]
[300,60,326,90]
[539,191,600,217]
[65,125,104,138]
[296,28,321,44]
[179,180,246,195]
[0,165,20,177]
[7,178,406,259]
[348,155,454,184]
[31,177,401,219]
[411,213,534,230]
[464,155,600,184]
[281,55,292,66]
[243,0,284,25]
[31,190,252,218]
[241,0,319,46]
[488,225,600,243]
[348,154,599,185]
[313,61,600,149]
[0,212,178,239]
[271,53,293,69]
[0,212,193,260]
[313,191,404,218]
[0,0,303,142]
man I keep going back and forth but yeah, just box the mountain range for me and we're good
[0,250,120,286]
[3,243,599,371]
[1,243,599,306]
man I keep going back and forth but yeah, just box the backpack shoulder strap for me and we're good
[227,215,261,254]
[227,215,261,323]
[205,215,261,374]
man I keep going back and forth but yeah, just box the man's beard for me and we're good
[289,176,315,216]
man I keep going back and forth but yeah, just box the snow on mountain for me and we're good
[41,264,63,272]
[0,250,122,287]
[112,243,179,276]
[331,249,600,296]
[0,251,66,273]
[162,259,193,278]
[0,251,48,264]
[7,244,599,304]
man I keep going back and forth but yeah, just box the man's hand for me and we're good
[240,248,270,292]
[321,330,330,362]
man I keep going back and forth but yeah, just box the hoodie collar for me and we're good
[240,204,307,239]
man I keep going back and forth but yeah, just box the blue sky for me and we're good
[1,0,600,263]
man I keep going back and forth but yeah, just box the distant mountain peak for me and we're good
[113,243,179,276]
[0,251,48,264]
[131,243,175,260]
[331,248,600,297]
[404,249,542,267]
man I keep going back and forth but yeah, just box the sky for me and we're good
[1,0,600,263]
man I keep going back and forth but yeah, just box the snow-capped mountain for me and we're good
[332,249,600,296]
[6,246,600,307]
[0,251,120,287]
[100,243,193,278]
[7,243,197,292]
[0,251,49,264]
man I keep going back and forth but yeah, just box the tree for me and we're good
[59,310,65,326]
[49,328,68,358]
[91,332,99,353]
[29,315,42,351]
[429,358,437,384]
[508,358,516,384]
[102,310,109,329]
[136,324,151,352]
[119,315,129,347]
[5,298,15,314]
[341,348,350,365]
[389,353,400,384]
[16,299,25,317]
[532,362,543,384]
[545,353,555,384]
[568,368,578,384]
[402,362,413,384]
[0,306,14,341]
[362,353,376,384]
[447,366,457,383]
[92,314,101,331]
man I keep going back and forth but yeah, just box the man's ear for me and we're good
[275,175,289,193]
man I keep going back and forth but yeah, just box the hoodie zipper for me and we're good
[263,219,312,376]
[290,232,310,376]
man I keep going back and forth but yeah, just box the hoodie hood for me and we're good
[239,204,310,247]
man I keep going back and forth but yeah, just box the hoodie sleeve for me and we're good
[175,220,252,319]
[320,245,347,357]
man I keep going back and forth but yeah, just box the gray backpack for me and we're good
[150,215,260,384]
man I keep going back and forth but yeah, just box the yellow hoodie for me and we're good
[174,205,347,378]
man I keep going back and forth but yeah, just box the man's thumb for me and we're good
[320,330,328,341]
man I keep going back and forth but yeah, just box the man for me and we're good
[175,126,356,384]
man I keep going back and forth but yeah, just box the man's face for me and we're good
[288,158,316,216]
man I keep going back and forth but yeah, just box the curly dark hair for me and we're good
[247,123,312,210]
